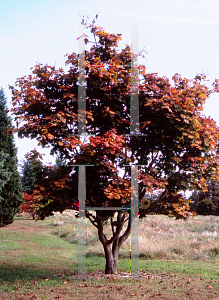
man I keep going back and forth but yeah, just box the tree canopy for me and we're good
[10,19,219,273]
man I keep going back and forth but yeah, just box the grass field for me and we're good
[0,211,219,299]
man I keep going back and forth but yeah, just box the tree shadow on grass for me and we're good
[0,254,132,283]
[86,252,105,258]
[0,263,77,283]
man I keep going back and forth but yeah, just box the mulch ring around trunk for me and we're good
[54,270,167,280]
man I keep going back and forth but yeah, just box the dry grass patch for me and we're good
[51,212,219,262]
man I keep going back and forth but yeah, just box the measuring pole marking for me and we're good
[77,21,142,277]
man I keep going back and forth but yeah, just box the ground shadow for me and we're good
[0,263,77,283]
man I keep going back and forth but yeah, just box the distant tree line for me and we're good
[190,179,219,215]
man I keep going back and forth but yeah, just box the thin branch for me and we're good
[139,186,146,203]
[93,32,97,48]
[118,215,131,249]
[86,210,98,228]
[139,190,168,216]
[111,216,115,235]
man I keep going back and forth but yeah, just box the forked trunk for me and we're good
[96,211,131,274]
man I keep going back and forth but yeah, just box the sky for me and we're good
[1,0,219,167]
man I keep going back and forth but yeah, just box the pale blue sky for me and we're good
[1,0,219,165]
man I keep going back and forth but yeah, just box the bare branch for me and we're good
[110,216,115,235]
[86,210,98,228]
[119,215,131,248]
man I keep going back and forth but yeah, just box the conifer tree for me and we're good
[0,88,22,227]
[0,151,12,193]
[21,149,43,194]
[195,179,219,215]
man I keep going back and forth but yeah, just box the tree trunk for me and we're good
[96,211,131,274]
[104,243,119,274]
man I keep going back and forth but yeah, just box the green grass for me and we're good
[0,212,219,299]
[140,259,219,279]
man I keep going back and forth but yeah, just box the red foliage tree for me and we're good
[19,193,38,219]
[10,18,219,274]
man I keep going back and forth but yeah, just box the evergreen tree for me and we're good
[190,190,200,212]
[196,198,216,215]
[0,88,22,227]
[21,149,43,194]
[0,151,12,192]
[195,179,219,215]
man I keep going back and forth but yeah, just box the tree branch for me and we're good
[107,212,125,245]
[111,216,115,235]
[97,217,108,245]
[86,210,98,228]
[139,190,168,217]
[118,213,131,248]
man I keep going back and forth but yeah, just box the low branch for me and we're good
[119,214,131,248]
[111,217,115,235]
[139,190,168,217]
[86,210,98,228]
[107,213,125,245]
[97,218,108,245]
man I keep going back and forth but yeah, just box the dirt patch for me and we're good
[1,273,219,300]
[1,224,46,233]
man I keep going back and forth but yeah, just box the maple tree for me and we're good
[10,18,219,273]
[19,193,38,219]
